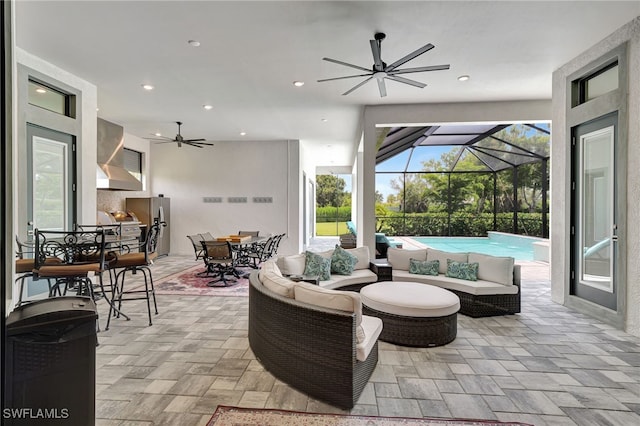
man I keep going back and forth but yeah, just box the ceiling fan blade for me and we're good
[183,142,204,148]
[370,40,383,71]
[385,43,435,72]
[322,57,371,72]
[183,138,206,142]
[153,140,178,144]
[318,73,372,83]
[144,135,174,141]
[386,75,426,88]
[342,76,374,96]
[377,77,387,97]
[388,64,450,75]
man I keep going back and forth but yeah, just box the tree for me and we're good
[316,174,347,207]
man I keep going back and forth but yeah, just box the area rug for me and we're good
[207,406,534,426]
[150,264,251,296]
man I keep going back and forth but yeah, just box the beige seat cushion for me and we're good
[392,270,519,296]
[276,254,305,276]
[320,269,378,290]
[356,315,383,362]
[427,249,468,274]
[260,260,295,298]
[387,247,427,271]
[345,246,371,270]
[360,281,460,317]
[468,252,514,286]
[294,282,365,343]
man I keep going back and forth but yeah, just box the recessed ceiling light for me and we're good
[293,81,305,87]
[142,84,154,90]
[321,118,328,122]
[203,104,213,110]
[457,75,470,82]
[35,87,47,94]
[188,40,201,47]
[154,133,162,137]
[240,132,246,136]
[96,107,100,112]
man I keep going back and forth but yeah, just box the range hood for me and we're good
[96,118,143,191]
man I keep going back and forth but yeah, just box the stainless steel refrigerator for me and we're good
[126,197,170,256]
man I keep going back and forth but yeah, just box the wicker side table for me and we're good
[369,260,392,282]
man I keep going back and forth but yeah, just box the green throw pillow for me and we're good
[446,259,479,281]
[331,244,357,275]
[409,258,439,276]
[304,251,331,281]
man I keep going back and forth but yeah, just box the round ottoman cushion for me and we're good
[361,282,460,317]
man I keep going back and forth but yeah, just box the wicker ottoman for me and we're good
[360,281,460,347]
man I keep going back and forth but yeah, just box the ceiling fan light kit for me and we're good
[145,121,214,148]
[318,32,450,97]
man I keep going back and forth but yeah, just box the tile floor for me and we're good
[94,239,640,426]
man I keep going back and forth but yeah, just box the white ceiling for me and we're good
[14,1,640,168]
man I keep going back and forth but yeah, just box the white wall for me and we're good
[150,139,302,256]
[360,100,552,255]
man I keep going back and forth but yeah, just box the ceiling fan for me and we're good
[318,32,450,97]
[145,121,214,148]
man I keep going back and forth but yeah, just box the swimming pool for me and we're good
[410,232,544,261]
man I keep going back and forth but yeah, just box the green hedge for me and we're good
[316,206,351,222]
[376,212,546,237]
[315,206,546,237]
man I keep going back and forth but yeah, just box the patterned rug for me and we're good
[150,264,251,296]
[207,406,534,426]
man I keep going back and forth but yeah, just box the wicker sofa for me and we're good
[248,253,383,409]
[386,247,521,318]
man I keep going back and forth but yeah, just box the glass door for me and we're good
[23,124,76,300]
[572,113,617,309]
[27,123,75,233]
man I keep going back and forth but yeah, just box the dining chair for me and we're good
[107,223,160,329]
[271,233,286,257]
[201,240,240,286]
[200,232,215,241]
[245,234,276,268]
[187,234,205,260]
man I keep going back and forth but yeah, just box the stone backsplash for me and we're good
[97,189,149,213]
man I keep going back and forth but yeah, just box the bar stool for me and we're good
[33,229,107,297]
[107,224,160,329]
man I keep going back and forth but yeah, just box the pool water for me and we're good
[411,232,543,261]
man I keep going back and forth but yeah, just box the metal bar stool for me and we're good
[107,224,160,329]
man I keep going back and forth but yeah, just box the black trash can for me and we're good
[4,296,98,426]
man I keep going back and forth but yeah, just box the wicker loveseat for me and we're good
[248,257,382,409]
[386,247,521,318]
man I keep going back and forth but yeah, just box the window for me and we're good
[28,78,75,117]
[123,148,143,182]
[573,62,619,106]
